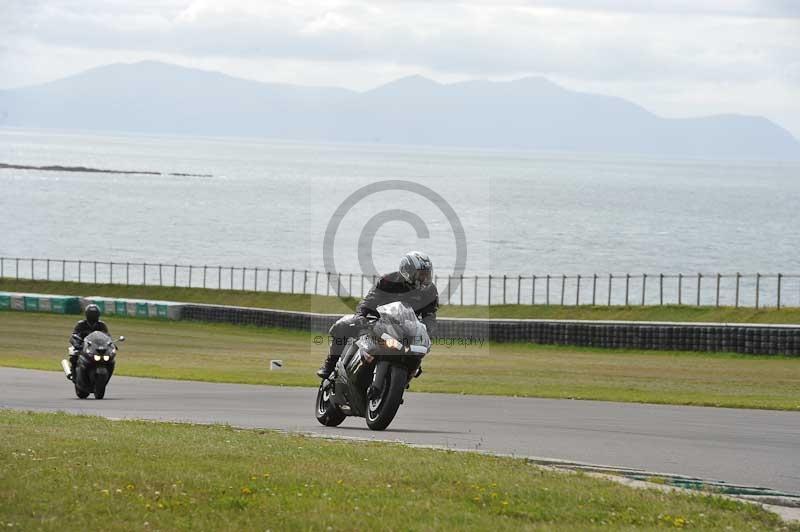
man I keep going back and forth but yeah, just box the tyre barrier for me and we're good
[179,303,800,356]
[3,291,798,356]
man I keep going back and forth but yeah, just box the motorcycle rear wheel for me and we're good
[366,365,407,431]
[315,383,345,427]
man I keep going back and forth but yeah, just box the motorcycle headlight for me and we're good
[380,333,403,351]
[103,355,110,361]
[93,355,101,362]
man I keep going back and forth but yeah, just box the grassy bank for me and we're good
[2,311,798,410]
[0,410,794,531]
[3,278,800,323]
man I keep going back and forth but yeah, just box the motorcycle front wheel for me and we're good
[315,383,346,427]
[366,365,408,431]
[94,366,109,400]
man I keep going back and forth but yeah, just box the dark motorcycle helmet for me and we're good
[399,251,433,288]
[85,304,101,325]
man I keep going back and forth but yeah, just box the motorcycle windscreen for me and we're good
[373,302,431,353]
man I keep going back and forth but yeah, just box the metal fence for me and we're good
[1,256,799,308]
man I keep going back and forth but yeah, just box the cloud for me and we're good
[8,1,798,85]
[2,0,799,135]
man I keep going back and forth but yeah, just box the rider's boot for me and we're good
[316,354,339,379]
[68,354,78,381]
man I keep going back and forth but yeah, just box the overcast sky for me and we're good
[2,0,799,137]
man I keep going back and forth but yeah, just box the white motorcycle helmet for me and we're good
[398,251,433,288]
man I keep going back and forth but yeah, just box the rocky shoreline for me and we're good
[0,162,212,177]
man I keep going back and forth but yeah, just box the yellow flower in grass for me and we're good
[241,486,253,495]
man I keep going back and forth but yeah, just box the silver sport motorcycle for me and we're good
[315,302,431,431]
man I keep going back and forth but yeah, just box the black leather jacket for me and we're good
[70,320,109,349]
[357,271,439,333]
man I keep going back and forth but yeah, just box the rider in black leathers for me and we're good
[67,304,109,378]
[316,251,437,378]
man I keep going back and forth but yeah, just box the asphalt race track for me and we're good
[1,367,798,494]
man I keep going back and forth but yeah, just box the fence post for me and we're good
[189,265,193,288]
[755,273,761,309]
[0,257,3,279]
[624,273,630,306]
[531,275,536,305]
[78,260,82,283]
[546,275,551,305]
[447,274,452,304]
[461,274,465,305]
[228,267,232,290]
[576,274,581,306]
[277,269,283,293]
[125,262,129,285]
[592,274,597,306]
[641,274,646,306]
[265,268,270,292]
[326,272,331,296]
[560,274,566,306]
[241,268,246,291]
[488,275,492,305]
[715,273,721,307]
[474,275,478,305]
[659,274,663,305]
[735,272,740,307]
[291,269,296,294]
[62,259,66,282]
[314,271,319,295]
[46,258,50,281]
[348,273,352,297]
[31,258,34,280]
[203,266,208,288]
[517,275,522,305]
[608,274,612,306]
[15,258,20,280]
[696,273,701,306]
[678,273,682,305]
[503,274,507,304]
[109,261,113,284]
[254,268,259,291]
[303,270,308,294]
[158,263,163,286]
[777,273,782,309]
[361,275,365,297]
[337,273,342,297]
[218,266,222,290]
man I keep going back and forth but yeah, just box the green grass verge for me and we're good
[3,278,800,323]
[1,410,795,531]
[2,311,798,410]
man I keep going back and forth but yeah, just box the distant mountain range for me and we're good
[1,60,798,161]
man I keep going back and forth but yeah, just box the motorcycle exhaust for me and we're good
[60,359,72,379]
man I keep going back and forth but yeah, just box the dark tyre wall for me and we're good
[180,304,800,356]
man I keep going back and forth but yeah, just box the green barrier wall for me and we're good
[0,292,81,314]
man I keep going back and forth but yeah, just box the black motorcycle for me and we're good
[316,302,430,431]
[61,331,125,399]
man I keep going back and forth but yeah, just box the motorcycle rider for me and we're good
[66,304,109,379]
[316,251,438,379]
